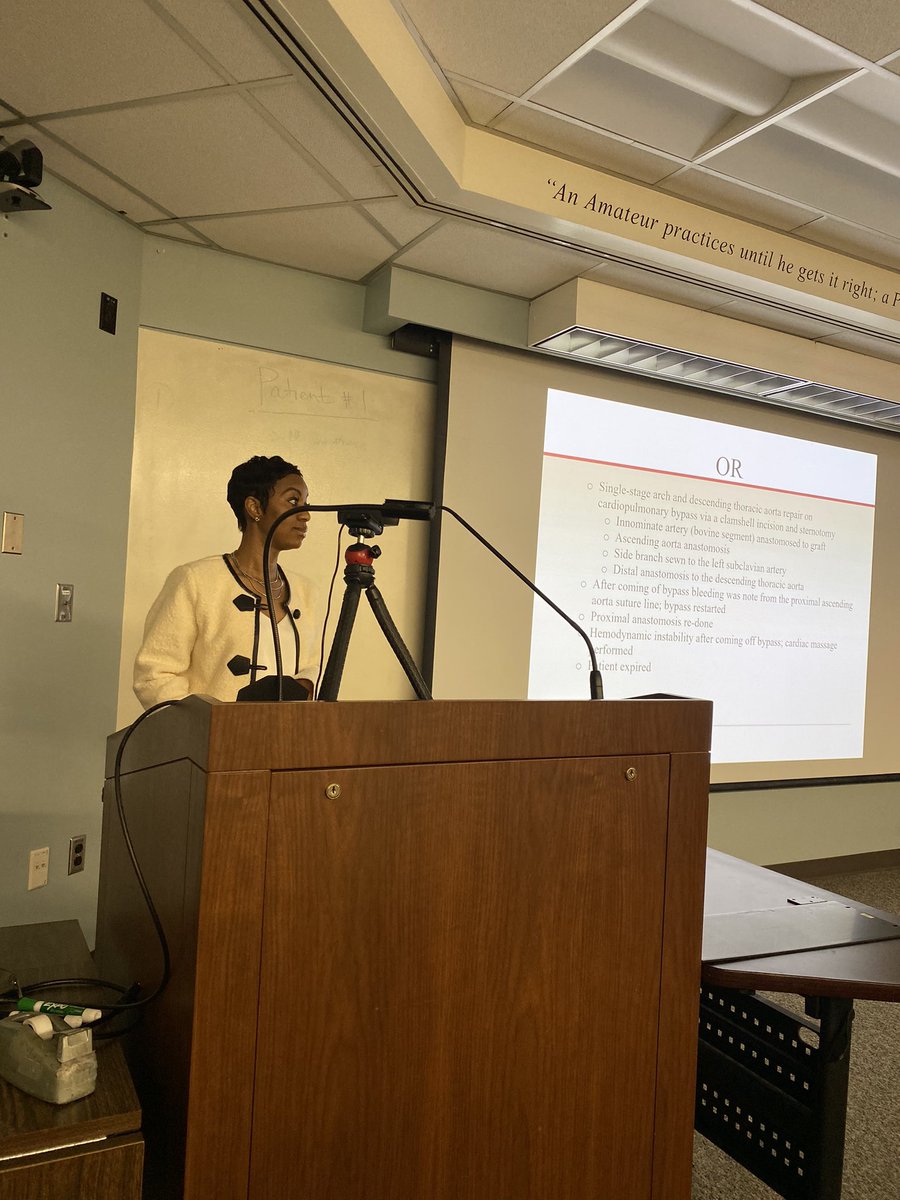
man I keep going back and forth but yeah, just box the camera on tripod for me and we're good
[336,500,433,538]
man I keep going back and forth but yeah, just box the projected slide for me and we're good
[528,389,877,763]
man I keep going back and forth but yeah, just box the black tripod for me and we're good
[318,529,431,702]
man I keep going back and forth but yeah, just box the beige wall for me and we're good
[708,782,900,866]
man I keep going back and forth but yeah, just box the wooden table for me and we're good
[0,921,143,1200]
[697,850,900,1200]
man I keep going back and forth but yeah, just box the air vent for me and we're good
[534,326,900,433]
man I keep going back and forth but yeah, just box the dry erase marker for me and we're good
[14,998,102,1022]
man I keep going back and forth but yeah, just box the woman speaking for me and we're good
[134,455,322,707]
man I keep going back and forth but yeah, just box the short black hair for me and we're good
[227,455,303,530]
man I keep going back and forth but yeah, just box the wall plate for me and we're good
[2,511,23,554]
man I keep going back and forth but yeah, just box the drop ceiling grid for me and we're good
[391,0,636,97]
[426,0,900,275]
[660,165,820,234]
[360,197,444,244]
[533,52,734,160]
[0,0,227,113]
[153,0,295,81]
[598,9,791,114]
[249,82,398,200]
[186,206,399,279]
[1,0,899,335]
[837,66,900,115]
[0,119,173,222]
[709,127,900,240]
[751,0,900,63]
[779,93,900,179]
[446,77,515,126]
[394,219,598,297]
[650,0,854,76]
[146,223,215,245]
[37,91,345,216]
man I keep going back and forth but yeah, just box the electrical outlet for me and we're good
[27,847,49,890]
[68,834,87,875]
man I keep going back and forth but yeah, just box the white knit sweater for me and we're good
[133,555,322,708]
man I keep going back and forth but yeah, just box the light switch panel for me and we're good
[2,511,23,553]
[55,583,75,622]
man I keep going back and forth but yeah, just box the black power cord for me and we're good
[0,699,179,1031]
[314,523,346,700]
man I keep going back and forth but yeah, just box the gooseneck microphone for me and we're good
[439,505,604,700]
[258,499,604,701]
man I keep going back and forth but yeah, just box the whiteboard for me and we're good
[116,329,435,725]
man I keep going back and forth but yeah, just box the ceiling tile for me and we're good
[751,0,900,62]
[0,0,224,113]
[494,105,681,184]
[156,0,293,81]
[395,0,634,95]
[710,126,900,239]
[41,91,341,216]
[534,51,733,159]
[1,121,170,221]
[446,78,513,125]
[394,219,596,297]
[360,197,444,244]
[250,81,396,199]
[661,166,818,232]
[187,206,396,279]
[650,0,858,75]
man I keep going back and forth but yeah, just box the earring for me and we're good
[253,515,260,523]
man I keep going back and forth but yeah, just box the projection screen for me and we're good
[429,337,900,786]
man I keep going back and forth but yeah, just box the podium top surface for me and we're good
[108,695,713,777]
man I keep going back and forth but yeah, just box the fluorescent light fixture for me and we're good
[533,326,900,433]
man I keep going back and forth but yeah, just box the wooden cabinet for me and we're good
[95,697,711,1200]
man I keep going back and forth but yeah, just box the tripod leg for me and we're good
[365,585,432,700]
[319,580,362,701]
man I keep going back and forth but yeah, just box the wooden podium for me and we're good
[94,696,711,1200]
